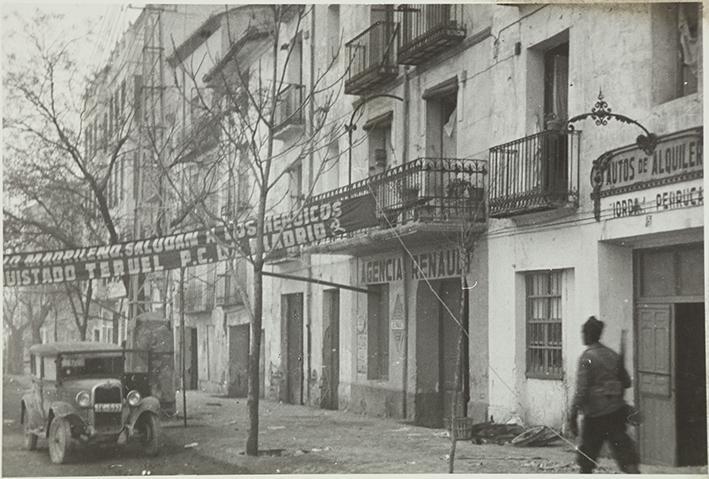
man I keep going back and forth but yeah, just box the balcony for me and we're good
[345,21,399,96]
[306,157,487,255]
[398,4,466,65]
[273,83,305,140]
[488,130,580,218]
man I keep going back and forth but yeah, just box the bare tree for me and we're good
[166,5,350,455]
[3,290,27,374]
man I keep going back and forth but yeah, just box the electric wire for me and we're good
[358,166,610,471]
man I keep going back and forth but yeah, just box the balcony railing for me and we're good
[398,4,466,65]
[273,83,305,139]
[345,21,399,96]
[488,130,580,218]
[312,157,487,240]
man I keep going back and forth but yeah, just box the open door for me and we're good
[228,324,250,397]
[637,304,675,465]
[321,289,340,409]
[281,293,304,405]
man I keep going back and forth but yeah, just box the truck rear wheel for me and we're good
[23,425,38,451]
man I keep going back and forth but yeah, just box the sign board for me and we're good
[360,247,464,284]
[598,127,703,199]
[600,179,704,220]
[4,194,378,287]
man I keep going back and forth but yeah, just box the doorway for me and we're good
[635,244,706,466]
[189,328,198,390]
[415,278,468,427]
[675,303,706,466]
[281,293,304,405]
[321,289,340,410]
[228,324,250,397]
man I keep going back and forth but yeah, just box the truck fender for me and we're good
[128,396,160,429]
[21,395,44,434]
[47,401,85,437]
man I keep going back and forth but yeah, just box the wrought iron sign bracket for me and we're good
[566,90,658,221]
[567,90,658,156]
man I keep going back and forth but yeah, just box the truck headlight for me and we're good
[127,390,141,407]
[75,390,91,408]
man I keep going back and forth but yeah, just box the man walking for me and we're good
[568,316,640,474]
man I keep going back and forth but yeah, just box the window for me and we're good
[653,3,701,103]
[43,357,56,380]
[327,5,341,58]
[133,152,140,201]
[367,283,389,380]
[103,323,113,345]
[543,42,569,124]
[237,153,251,211]
[526,270,563,379]
[94,329,101,342]
[288,160,303,209]
[365,112,393,176]
[121,80,126,117]
[424,82,457,159]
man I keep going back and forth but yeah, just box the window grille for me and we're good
[526,270,563,379]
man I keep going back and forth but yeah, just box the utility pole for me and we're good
[180,266,187,428]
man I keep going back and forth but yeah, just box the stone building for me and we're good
[75,3,703,468]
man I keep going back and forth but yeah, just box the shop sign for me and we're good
[601,179,704,220]
[360,247,464,284]
[361,257,404,284]
[410,248,462,280]
[599,127,703,199]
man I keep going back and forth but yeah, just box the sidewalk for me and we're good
[167,390,708,475]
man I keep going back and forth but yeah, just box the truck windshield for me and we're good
[58,354,124,378]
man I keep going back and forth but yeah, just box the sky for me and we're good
[2,2,143,74]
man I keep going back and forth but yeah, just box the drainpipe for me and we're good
[305,5,316,406]
[401,68,411,419]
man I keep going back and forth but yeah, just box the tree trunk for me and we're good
[448,266,468,473]
[6,329,25,375]
[246,264,264,456]
[31,323,42,346]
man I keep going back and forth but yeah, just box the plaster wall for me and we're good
[484,4,702,428]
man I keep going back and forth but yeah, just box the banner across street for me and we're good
[4,195,377,287]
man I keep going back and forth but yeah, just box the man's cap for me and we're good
[583,315,604,335]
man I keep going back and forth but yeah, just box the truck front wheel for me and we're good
[136,413,160,457]
[48,418,71,464]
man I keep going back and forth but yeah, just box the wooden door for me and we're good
[189,328,199,390]
[321,290,340,409]
[637,304,675,465]
[228,324,250,398]
[282,293,304,405]
[439,278,464,423]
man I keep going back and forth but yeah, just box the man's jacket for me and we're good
[572,342,631,418]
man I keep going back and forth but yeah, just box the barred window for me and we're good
[526,270,563,379]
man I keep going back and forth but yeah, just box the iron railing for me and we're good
[273,83,305,132]
[488,130,581,217]
[398,4,466,65]
[345,21,399,95]
[312,157,487,235]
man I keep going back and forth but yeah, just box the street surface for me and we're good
[3,375,707,475]
[2,376,246,476]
